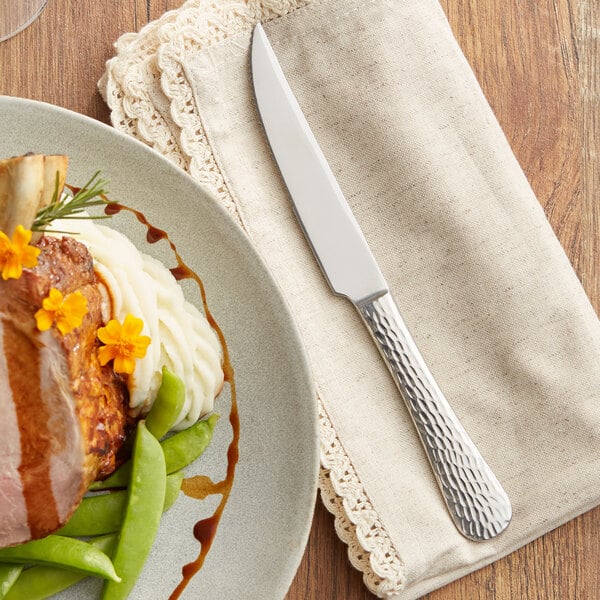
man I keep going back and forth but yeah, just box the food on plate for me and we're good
[0,153,226,567]
[100,421,165,600]
[0,156,129,549]
[0,232,129,548]
[46,215,224,429]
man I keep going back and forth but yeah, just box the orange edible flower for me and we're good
[97,314,151,375]
[35,288,89,335]
[0,225,40,280]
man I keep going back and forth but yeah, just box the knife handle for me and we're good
[356,292,511,541]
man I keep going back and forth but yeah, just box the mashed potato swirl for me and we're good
[50,217,224,430]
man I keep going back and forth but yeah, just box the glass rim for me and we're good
[0,0,49,43]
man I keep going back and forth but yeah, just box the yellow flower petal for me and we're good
[35,288,89,335]
[97,319,122,344]
[2,257,22,280]
[12,225,32,247]
[132,336,150,357]
[34,309,54,332]
[56,314,78,336]
[43,288,64,311]
[0,226,39,280]
[20,244,40,269]
[98,344,118,366]
[122,314,144,337]
[62,292,88,319]
[113,354,136,375]
[96,314,151,375]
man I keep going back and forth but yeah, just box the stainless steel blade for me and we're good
[251,22,511,541]
[251,23,387,304]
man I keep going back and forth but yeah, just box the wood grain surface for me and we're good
[0,1,597,599]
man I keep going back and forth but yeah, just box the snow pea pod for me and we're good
[91,413,219,490]
[145,366,186,439]
[160,412,219,474]
[101,420,166,600]
[87,458,129,491]
[0,565,22,599]
[0,535,119,582]
[163,468,185,510]
[58,470,185,537]
[3,535,116,600]
[57,491,126,537]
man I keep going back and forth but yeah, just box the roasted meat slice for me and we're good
[0,235,129,548]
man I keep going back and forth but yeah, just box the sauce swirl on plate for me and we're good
[105,203,240,598]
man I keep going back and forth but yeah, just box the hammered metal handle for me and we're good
[356,292,511,541]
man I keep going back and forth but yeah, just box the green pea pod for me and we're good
[57,491,127,537]
[145,366,186,439]
[161,412,219,474]
[163,469,185,511]
[0,535,119,583]
[0,565,23,599]
[88,461,130,490]
[59,471,184,537]
[3,535,117,600]
[101,421,166,600]
[91,413,219,491]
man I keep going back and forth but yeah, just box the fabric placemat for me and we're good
[100,1,600,597]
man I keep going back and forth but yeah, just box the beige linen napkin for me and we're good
[100,1,600,598]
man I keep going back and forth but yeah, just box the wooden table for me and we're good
[1,1,597,598]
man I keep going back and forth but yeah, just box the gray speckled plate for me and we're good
[0,96,318,600]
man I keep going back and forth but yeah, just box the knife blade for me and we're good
[251,22,511,541]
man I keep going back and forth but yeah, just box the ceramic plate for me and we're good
[0,96,318,599]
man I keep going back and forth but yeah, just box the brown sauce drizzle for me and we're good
[104,203,239,599]
[181,475,229,500]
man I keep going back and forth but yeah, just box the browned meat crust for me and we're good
[6,235,130,481]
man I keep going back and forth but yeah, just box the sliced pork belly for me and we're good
[0,235,129,548]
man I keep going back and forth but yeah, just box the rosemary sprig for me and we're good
[32,171,114,232]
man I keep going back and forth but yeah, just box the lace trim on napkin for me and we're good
[319,396,406,597]
[100,1,405,596]
[101,4,190,170]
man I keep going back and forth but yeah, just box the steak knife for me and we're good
[251,23,511,541]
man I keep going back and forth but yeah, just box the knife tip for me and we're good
[251,22,269,65]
